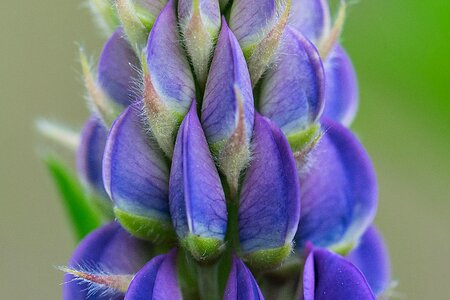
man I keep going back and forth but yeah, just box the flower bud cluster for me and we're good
[51,0,392,299]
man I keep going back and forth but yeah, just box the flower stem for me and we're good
[197,263,220,300]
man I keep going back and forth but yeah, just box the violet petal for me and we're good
[259,26,325,139]
[103,105,173,240]
[347,226,391,295]
[322,44,359,126]
[289,0,331,42]
[302,248,375,300]
[239,114,300,254]
[98,28,141,107]
[169,102,227,260]
[202,19,254,146]
[144,0,195,115]
[63,222,152,300]
[224,257,264,300]
[125,249,182,300]
[295,118,377,250]
[76,117,109,199]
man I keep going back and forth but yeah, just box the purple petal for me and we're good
[169,102,227,242]
[98,28,141,107]
[322,44,359,126]
[125,249,182,300]
[76,117,108,199]
[63,222,152,300]
[224,257,264,300]
[229,0,290,86]
[229,0,276,50]
[289,0,331,42]
[259,26,325,138]
[202,19,254,147]
[145,0,195,115]
[347,226,391,295]
[103,105,171,223]
[302,248,375,300]
[295,118,377,250]
[239,114,300,253]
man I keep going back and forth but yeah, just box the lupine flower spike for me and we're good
[39,0,394,299]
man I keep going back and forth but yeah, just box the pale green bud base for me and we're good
[330,240,356,256]
[114,207,177,244]
[287,123,321,153]
[182,234,225,265]
[243,244,293,272]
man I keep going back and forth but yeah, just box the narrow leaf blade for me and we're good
[45,157,103,241]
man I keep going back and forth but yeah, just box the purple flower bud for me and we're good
[302,247,375,300]
[259,26,325,151]
[143,0,196,157]
[125,249,182,300]
[76,117,108,200]
[224,257,264,300]
[103,105,175,243]
[62,222,152,299]
[98,28,141,107]
[169,102,227,263]
[289,0,330,43]
[178,0,221,87]
[201,19,254,192]
[239,113,300,269]
[322,44,359,126]
[295,118,377,251]
[49,2,391,298]
[229,0,291,85]
[347,226,391,296]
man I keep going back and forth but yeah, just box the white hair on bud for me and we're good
[57,261,134,297]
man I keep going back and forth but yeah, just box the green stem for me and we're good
[226,198,240,251]
[197,263,220,300]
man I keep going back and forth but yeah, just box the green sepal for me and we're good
[45,156,103,241]
[330,240,356,256]
[287,123,321,153]
[134,4,158,30]
[244,243,292,272]
[115,0,149,54]
[182,234,225,264]
[114,207,177,244]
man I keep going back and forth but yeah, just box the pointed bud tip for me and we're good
[59,265,133,294]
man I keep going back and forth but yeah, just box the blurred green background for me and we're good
[1,0,449,299]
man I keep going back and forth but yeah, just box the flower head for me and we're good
[42,0,393,299]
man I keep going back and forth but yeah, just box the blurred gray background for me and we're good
[1,1,449,299]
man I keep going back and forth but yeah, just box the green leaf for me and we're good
[45,156,103,241]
